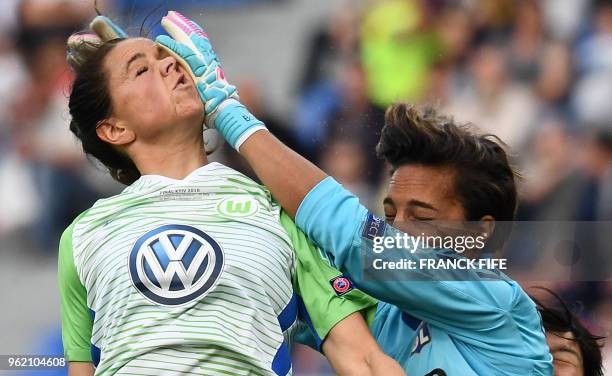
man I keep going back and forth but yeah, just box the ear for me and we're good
[96,118,135,146]
[478,215,496,243]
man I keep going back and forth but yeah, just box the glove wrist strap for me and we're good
[211,99,267,151]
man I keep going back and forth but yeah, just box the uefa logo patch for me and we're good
[128,225,224,306]
[330,275,354,296]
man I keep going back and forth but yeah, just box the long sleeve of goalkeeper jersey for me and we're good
[58,219,94,362]
[295,177,527,339]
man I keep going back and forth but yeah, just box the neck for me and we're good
[129,133,209,180]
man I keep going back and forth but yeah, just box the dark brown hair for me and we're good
[68,38,141,185]
[531,288,604,376]
[376,103,518,248]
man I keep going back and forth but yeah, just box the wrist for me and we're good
[210,99,268,151]
[206,98,241,128]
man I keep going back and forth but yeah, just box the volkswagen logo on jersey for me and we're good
[128,225,224,306]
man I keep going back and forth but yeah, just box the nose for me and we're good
[159,55,179,76]
[392,210,404,228]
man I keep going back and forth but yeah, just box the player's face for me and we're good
[383,164,466,227]
[104,38,203,140]
[546,331,584,376]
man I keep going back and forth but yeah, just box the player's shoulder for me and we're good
[59,209,92,255]
[507,280,541,316]
[437,275,524,316]
[475,278,543,329]
[75,189,142,228]
[490,277,535,312]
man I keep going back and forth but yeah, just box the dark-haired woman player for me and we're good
[58,15,404,376]
[158,12,554,375]
[533,289,604,376]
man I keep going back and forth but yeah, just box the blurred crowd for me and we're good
[0,0,610,373]
[289,0,612,221]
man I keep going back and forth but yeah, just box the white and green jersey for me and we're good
[58,162,377,376]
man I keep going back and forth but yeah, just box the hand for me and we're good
[155,11,267,151]
[156,11,238,127]
[67,16,127,69]
[90,15,128,41]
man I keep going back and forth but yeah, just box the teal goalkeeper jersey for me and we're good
[58,163,376,376]
[294,177,554,376]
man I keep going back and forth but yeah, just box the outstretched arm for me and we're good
[155,19,554,375]
[155,11,519,341]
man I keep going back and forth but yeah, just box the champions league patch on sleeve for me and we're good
[330,275,354,296]
[362,213,386,240]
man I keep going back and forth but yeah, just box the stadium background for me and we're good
[0,0,610,374]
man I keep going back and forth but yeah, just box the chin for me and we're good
[177,100,205,124]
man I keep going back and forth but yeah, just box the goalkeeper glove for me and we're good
[156,11,267,151]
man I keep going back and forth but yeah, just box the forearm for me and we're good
[327,348,405,376]
[68,362,94,376]
[366,351,407,376]
[322,312,405,376]
[239,130,327,218]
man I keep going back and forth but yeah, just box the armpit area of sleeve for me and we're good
[318,290,378,341]
[297,290,378,352]
[65,348,92,362]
